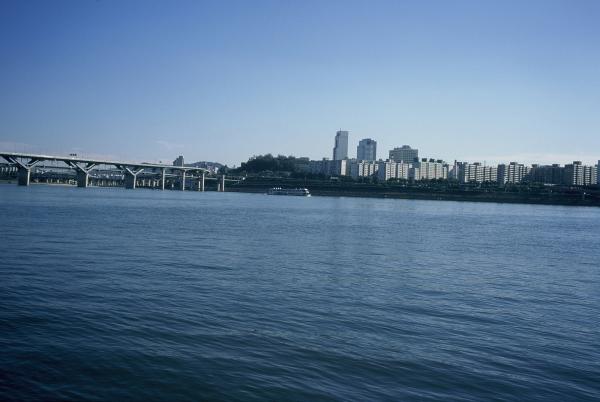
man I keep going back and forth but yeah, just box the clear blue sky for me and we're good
[1,0,599,166]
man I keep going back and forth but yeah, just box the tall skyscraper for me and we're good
[357,138,377,161]
[389,145,418,163]
[333,130,349,160]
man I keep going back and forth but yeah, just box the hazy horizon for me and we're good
[1,0,599,167]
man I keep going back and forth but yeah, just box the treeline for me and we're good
[232,154,304,174]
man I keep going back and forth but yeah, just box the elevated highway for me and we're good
[0,152,232,191]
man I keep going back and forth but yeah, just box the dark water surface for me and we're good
[1,185,599,401]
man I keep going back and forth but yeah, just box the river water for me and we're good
[1,185,599,401]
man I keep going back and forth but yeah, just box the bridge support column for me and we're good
[66,161,97,188]
[0,156,41,186]
[220,175,225,192]
[125,174,136,189]
[119,166,144,189]
[76,171,89,187]
[161,169,166,190]
[18,167,31,186]
[180,171,186,191]
[200,172,205,192]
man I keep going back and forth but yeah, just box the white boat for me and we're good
[267,187,311,196]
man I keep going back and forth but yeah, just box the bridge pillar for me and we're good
[125,174,136,189]
[180,171,186,191]
[76,171,89,188]
[2,157,41,186]
[17,167,31,186]
[120,166,144,189]
[161,168,166,190]
[191,172,205,191]
[66,161,97,188]
[220,175,225,192]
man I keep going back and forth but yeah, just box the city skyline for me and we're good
[2,131,598,169]
[307,135,599,186]
[1,1,600,166]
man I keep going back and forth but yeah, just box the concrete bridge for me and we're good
[0,152,234,191]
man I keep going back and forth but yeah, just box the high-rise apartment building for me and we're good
[482,166,498,183]
[173,155,184,166]
[377,160,411,181]
[309,158,349,176]
[414,159,448,181]
[333,130,349,160]
[563,161,585,186]
[377,160,397,181]
[350,160,378,178]
[356,138,377,161]
[598,160,600,184]
[562,161,596,186]
[498,162,529,184]
[452,162,498,183]
[389,145,418,163]
[528,162,596,186]
[528,164,564,184]
[583,165,597,185]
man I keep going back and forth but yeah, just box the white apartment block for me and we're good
[482,166,498,183]
[583,165,597,186]
[498,162,529,184]
[560,162,598,186]
[452,162,498,183]
[414,160,448,180]
[409,167,420,181]
[377,160,411,181]
[563,161,585,185]
[350,160,379,178]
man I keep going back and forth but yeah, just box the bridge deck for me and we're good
[0,152,208,173]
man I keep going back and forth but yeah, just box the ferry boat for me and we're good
[267,187,311,197]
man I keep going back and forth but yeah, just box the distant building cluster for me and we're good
[297,130,600,186]
[308,159,349,177]
[173,155,185,166]
[172,155,222,174]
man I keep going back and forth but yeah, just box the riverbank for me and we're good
[2,178,598,207]
[228,179,600,207]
